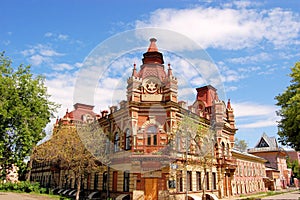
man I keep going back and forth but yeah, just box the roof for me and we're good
[232,148,267,163]
[254,133,278,148]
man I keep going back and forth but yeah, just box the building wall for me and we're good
[232,150,266,197]
[249,151,289,189]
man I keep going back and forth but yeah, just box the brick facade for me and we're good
[30,39,280,200]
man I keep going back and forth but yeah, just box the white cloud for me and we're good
[44,32,53,37]
[22,44,64,66]
[233,101,276,117]
[238,117,277,128]
[52,63,74,71]
[40,49,63,57]
[227,53,271,64]
[231,101,280,129]
[58,34,69,40]
[135,5,300,50]
[44,32,69,41]
[29,54,50,66]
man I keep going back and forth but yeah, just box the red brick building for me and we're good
[31,38,272,200]
[248,133,291,190]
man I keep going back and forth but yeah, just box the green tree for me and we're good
[286,158,300,180]
[0,52,58,180]
[275,62,300,150]
[33,121,109,200]
[234,138,248,152]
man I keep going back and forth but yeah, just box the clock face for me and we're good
[142,77,161,94]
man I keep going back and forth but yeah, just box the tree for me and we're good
[275,62,300,151]
[174,115,215,200]
[234,138,248,152]
[33,121,109,200]
[0,52,58,180]
[286,158,300,180]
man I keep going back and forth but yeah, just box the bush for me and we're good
[0,181,46,194]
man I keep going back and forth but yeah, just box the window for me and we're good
[102,172,107,191]
[187,171,192,191]
[146,125,158,146]
[105,137,110,154]
[196,172,202,190]
[212,172,217,190]
[153,134,157,145]
[114,132,120,152]
[94,173,99,190]
[206,172,210,190]
[221,142,225,158]
[123,171,130,192]
[177,171,183,192]
[125,129,131,150]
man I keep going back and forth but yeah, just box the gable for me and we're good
[257,138,269,148]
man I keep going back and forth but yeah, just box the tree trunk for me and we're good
[26,159,33,182]
[202,162,207,200]
[76,177,81,200]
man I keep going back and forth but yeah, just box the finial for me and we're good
[168,63,173,77]
[227,99,232,109]
[132,63,137,77]
[147,38,158,52]
[150,38,157,43]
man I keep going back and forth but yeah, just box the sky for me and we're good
[1,0,299,148]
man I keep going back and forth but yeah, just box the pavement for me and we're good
[261,190,300,200]
[0,192,57,200]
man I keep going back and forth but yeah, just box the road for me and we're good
[261,190,300,200]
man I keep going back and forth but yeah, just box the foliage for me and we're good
[286,158,300,179]
[0,52,59,177]
[33,121,109,200]
[175,114,215,198]
[0,181,43,193]
[234,138,248,152]
[275,62,300,150]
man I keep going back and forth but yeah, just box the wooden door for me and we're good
[145,178,158,200]
[112,171,118,191]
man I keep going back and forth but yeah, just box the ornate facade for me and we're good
[30,38,269,200]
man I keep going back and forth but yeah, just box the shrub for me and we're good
[0,181,46,193]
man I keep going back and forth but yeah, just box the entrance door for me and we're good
[144,178,158,200]
[112,171,118,191]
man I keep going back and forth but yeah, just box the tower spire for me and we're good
[132,63,137,77]
[168,63,173,77]
[147,38,158,52]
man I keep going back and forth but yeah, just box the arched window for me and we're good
[146,125,157,145]
[114,132,120,152]
[221,142,225,157]
[124,129,131,150]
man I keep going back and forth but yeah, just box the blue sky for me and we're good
[1,0,299,148]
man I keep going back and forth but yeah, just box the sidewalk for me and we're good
[261,190,300,200]
[0,192,58,200]
[221,188,300,200]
